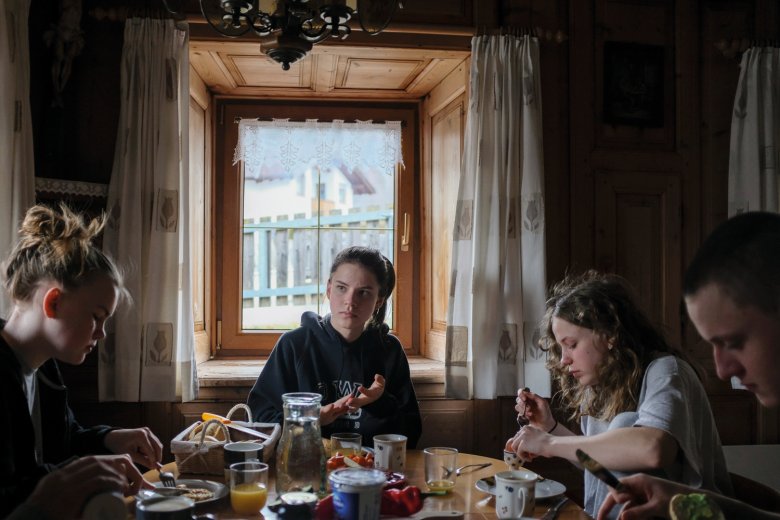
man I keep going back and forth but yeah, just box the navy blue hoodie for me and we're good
[247,312,422,448]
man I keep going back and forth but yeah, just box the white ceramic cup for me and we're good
[495,470,537,519]
[223,442,263,480]
[503,449,522,470]
[373,434,407,472]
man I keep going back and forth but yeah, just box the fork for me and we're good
[157,462,177,488]
[443,462,493,478]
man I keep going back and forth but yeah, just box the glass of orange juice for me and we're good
[230,461,269,515]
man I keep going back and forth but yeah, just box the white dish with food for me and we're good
[140,479,228,505]
[475,475,566,500]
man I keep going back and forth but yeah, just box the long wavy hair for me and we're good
[540,271,698,422]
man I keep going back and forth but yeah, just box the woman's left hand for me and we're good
[349,374,386,409]
[103,427,163,469]
[505,425,550,461]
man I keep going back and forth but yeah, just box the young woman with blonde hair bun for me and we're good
[0,204,160,517]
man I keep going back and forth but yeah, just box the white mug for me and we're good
[373,434,407,472]
[223,441,263,480]
[495,470,536,519]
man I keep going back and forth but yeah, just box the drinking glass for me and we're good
[230,461,269,515]
[330,432,362,457]
[423,447,458,492]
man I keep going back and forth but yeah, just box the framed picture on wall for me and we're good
[603,41,665,127]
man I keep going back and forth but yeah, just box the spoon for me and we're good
[516,387,531,427]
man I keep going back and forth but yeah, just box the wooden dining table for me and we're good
[141,450,592,519]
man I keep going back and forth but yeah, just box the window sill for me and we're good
[197,356,446,398]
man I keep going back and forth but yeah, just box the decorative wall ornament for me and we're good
[603,41,665,128]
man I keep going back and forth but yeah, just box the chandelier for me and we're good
[165,1,401,70]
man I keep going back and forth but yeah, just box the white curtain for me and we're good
[445,35,549,400]
[234,118,403,176]
[0,0,35,317]
[101,18,197,402]
[728,47,780,215]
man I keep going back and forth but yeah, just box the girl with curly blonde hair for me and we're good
[506,271,732,519]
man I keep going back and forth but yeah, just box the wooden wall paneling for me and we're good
[595,0,675,150]
[417,399,474,451]
[426,98,465,362]
[568,0,597,272]
[421,61,468,361]
[594,170,681,340]
[711,392,759,445]
[537,0,571,283]
[394,0,475,27]
[755,0,780,37]
[674,0,701,323]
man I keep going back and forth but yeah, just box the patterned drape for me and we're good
[0,0,35,317]
[728,47,780,215]
[101,18,197,402]
[445,35,550,399]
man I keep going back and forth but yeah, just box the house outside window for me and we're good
[215,101,418,354]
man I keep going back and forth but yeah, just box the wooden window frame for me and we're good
[213,99,420,356]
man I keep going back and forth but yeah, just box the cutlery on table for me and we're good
[575,448,626,492]
[156,462,177,487]
[540,496,569,520]
[201,412,271,440]
[516,387,531,427]
[442,462,493,478]
[455,462,492,476]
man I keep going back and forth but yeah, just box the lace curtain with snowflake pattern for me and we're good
[233,119,403,177]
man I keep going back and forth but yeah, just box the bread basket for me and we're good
[170,403,281,475]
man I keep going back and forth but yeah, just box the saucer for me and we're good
[475,476,566,500]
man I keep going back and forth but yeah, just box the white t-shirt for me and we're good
[581,355,733,519]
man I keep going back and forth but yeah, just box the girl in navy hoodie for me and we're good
[248,246,422,447]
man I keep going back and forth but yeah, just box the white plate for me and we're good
[144,479,228,505]
[475,476,566,500]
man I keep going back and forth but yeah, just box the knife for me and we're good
[540,496,568,520]
[201,413,271,440]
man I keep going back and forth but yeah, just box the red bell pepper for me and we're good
[381,486,423,516]
[315,494,334,520]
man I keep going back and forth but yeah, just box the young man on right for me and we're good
[598,211,780,520]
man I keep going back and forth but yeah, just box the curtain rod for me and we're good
[476,26,567,44]
[234,117,406,127]
[88,6,179,22]
[715,38,780,59]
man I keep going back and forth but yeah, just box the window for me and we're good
[215,101,418,355]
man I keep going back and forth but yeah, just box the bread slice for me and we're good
[669,493,725,520]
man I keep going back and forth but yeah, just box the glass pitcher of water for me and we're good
[275,392,327,495]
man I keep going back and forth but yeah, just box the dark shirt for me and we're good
[247,312,422,448]
[0,320,114,517]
